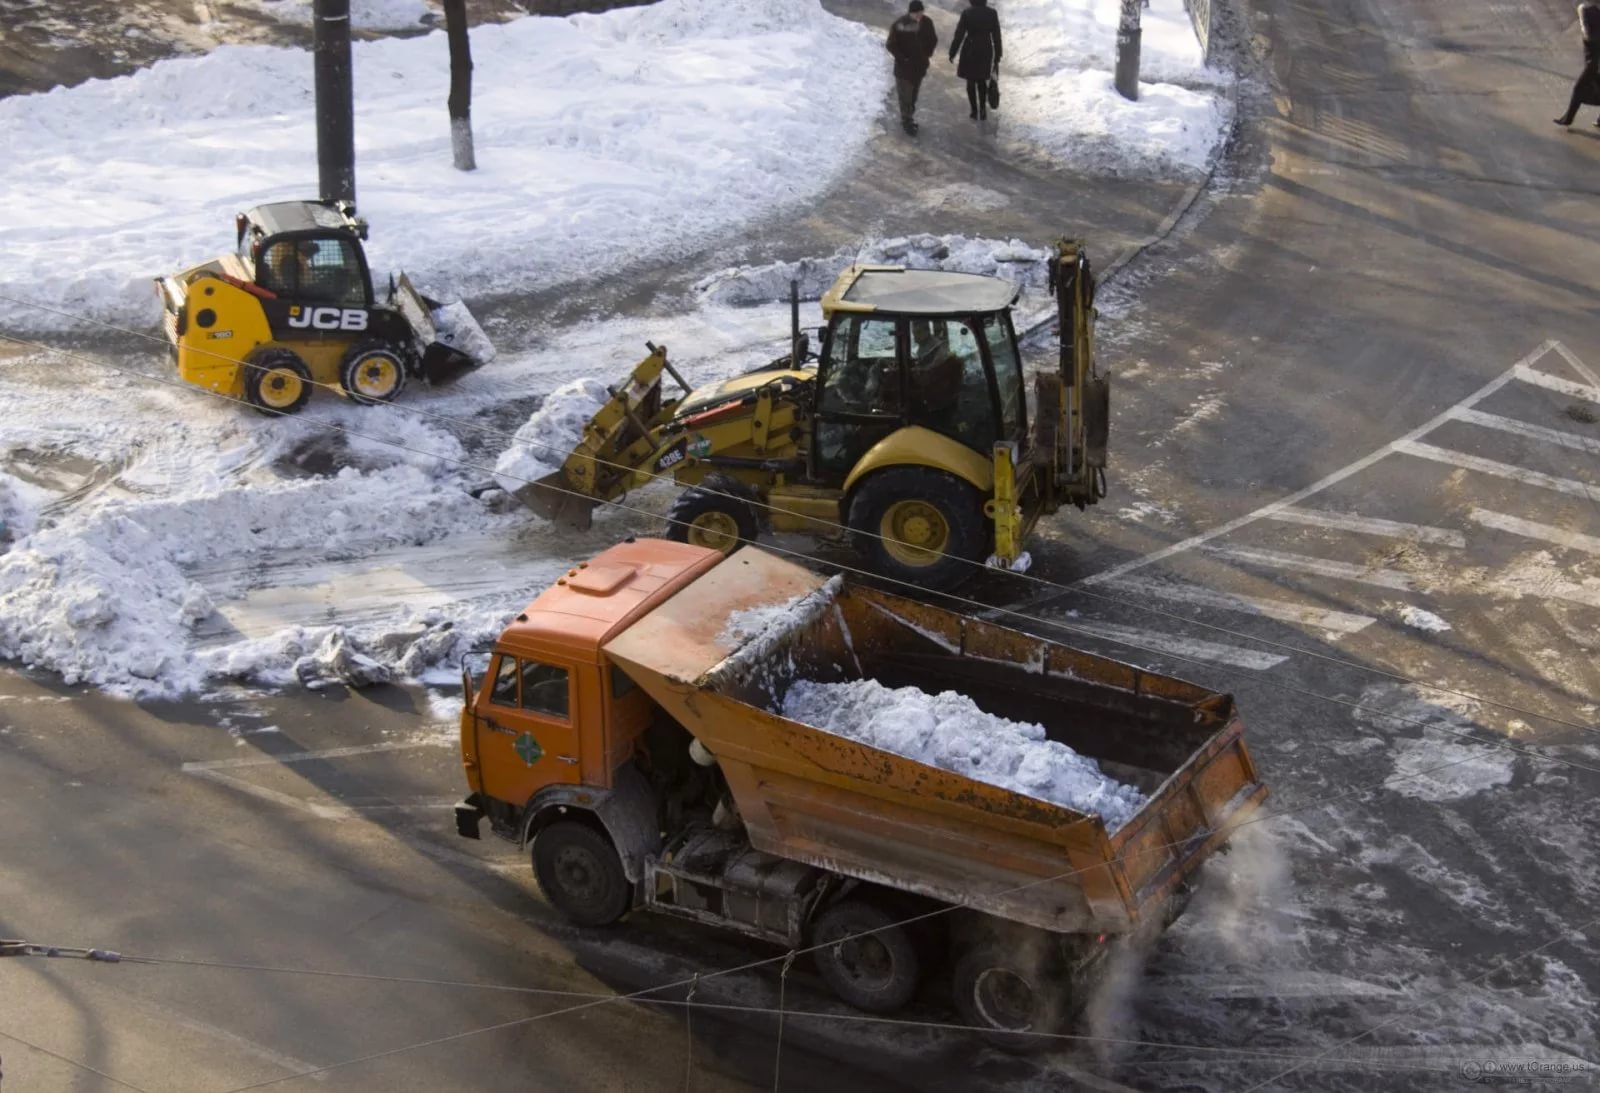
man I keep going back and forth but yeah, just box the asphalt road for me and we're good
[5,0,1600,1090]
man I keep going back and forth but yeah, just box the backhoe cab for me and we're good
[517,240,1109,590]
[156,199,488,415]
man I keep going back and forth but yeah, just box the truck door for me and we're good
[477,652,584,804]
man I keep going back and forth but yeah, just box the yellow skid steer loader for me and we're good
[515,240,1108,590]
[156,200,488,414]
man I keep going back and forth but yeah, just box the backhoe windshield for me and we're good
[906,318,996,454]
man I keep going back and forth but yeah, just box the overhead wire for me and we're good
[0,1026,157,1093]
[1,291,1594,743]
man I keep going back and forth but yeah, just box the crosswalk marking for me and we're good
[1203,545,1416,591]
[1449,407,1600,455]
[1103,574,1376,635]
[1267,505,1465,547]
[1472,509,1600,556]
[1071,621,1289,670]
[1398,440,1600,500]
[1513,363,1600,405]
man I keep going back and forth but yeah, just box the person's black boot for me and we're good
[1555,115,1575,126]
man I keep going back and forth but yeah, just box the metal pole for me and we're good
[1114,0,1142,102]
[314,0,356,206]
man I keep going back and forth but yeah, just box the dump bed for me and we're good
[603,548,1266,936]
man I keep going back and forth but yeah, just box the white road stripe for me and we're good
[1074,622,1288,670]
[1103,575,1376,635]
[1449,407,1600,454]
[1203,545,1416,591]
[1267,506,1466,547]
[1470,509,1600,555]
[1075,340,1555,589]
[182,740,445,772]
[1513,363,1600,405]
[1397,440,1600,500]
[1551,341,1600,389]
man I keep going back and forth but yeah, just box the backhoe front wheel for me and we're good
[848,468,986,590]
[666,480,760,554]
[243,349,313,416]
[340,341,408,405]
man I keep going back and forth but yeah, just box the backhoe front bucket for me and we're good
[515,472,601,530]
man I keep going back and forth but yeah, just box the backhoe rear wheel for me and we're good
[243,348,313,416]
[848,468,986,590]
[340,341,408,405]
[666,480,760,554]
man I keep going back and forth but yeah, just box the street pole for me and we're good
[1114,0,1141,101]
[313,0,356,206]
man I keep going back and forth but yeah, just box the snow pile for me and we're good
[0,472,48,550]
[997,0,1233,176]
[781,678,1147,828]
[695,236,1051,307]
[0,0,887,332]
[232,0,433,30]
[493,378,611,495]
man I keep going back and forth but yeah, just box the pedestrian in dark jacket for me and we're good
[1556,1,1600,126]
[949,0,1002,122]
[886,0,938,135]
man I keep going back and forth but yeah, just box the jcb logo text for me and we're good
[287,307,369,332]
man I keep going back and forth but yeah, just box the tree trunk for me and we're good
[445,0,475,170]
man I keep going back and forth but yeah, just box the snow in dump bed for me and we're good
[0,0,886,332]
[493,378,611,496]
[781,678,1148,830]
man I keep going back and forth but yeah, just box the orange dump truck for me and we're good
[455,538,1267,1038]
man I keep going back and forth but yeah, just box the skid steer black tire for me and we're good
[848,468,986,591]
[340,341,408,406]
[666,479,760,554]
[243,349,313,416]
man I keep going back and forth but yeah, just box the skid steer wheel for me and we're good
[243,349,313,416]
[340,341,408,405]
[848,468,986,590]
[532,820,631,927]
[666,480,760,554]
[951,945,1067,1053]
[811,897,923,1013]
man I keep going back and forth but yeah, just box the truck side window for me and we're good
[519,660,570,720]
[489,655,519,706]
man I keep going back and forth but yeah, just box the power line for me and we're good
[3,293,1596,742]
[0,1026,156,1093]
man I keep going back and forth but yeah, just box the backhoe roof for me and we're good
[246,200,359,239]
[497,538,724,662]
[831,267,1022,315]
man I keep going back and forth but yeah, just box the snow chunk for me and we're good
[1399,606,1451,633]
[493,378,611,495]
[781,678,1147,829]
[294,629,394,689]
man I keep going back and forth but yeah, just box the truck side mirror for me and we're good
[460,659,476,712]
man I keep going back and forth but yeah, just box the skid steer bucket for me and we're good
[392,273,490,384]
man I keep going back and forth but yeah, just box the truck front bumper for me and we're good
[454,794,485,839]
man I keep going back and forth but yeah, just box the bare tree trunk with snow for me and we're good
[445,0,476,170]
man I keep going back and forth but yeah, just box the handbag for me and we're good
[987,76,1000,110]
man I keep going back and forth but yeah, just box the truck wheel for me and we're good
[811,899,922,1014]
[532,821,631,927]
[666,482,759,554]
[848,468,986,591]
[340,342,408,405]
[243,349,313,416]
[951,944,1066,1052]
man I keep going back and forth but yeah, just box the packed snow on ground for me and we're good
[999,0,1233,175]
[231,0,433,30]
[493,378,611,495]
[781,678,1147,828]
[0,0,886,332]
[1355,684,1516,803]
[695,235,1052,307]
[1399,605,1451,633]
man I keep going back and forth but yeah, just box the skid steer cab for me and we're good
[155,199,488,415]
[516,240,1109,591]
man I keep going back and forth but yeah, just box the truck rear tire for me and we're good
[951,944,1066,1052]
[811,898,922,1014]
[848,468,986,591]
[532,820,632,927]
[665,480,760,554]
[243,349,313,416]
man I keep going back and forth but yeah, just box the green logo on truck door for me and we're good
[514,732,544,766]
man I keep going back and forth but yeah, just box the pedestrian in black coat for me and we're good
[949,0,1002,121]
[1555,1,1600,126]
[886,0,939,135]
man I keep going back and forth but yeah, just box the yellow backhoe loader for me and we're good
[516,240,1109,590]
[156,200,488,414]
